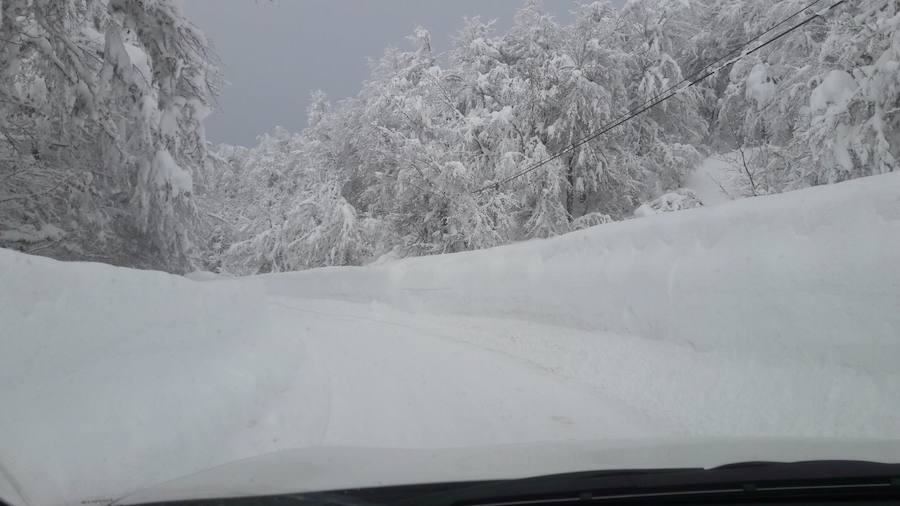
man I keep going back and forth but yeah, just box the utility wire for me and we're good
[600,0,828,130]
[471,0,847,194]
[682,0,829,87]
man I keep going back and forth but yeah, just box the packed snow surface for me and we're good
[2,172,900,506]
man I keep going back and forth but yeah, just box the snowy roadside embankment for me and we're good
[0,253,324,505]
[263,172,900,373]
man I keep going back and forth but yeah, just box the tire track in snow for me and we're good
[268,298,681,442]
[265,301,334,446]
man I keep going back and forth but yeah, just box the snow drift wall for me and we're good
[263,172,900,373]
[0,252,318,505]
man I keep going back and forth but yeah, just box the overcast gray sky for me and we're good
[183,0,585,147]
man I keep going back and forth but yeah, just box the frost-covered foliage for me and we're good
[0,0,219,271]
[570,211,613,231]
[201,0,899,274]
[634,189,704,217]
[15,0,887,274]
[198,111,379,273]
[706,0,900,192]
[201,1,708,274]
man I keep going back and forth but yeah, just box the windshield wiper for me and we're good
[135,461,900,506]
[391,460,900,506]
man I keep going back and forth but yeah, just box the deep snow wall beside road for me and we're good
[264,172,900,373]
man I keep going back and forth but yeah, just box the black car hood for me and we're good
[111,438,900,506]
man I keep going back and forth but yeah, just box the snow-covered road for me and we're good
[268,297,671,448]
[2,171,900,506]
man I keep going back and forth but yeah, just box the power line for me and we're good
[471,0,847,194]
[595,0,829,134]
[473,0,843,193]
[682,0,829,88]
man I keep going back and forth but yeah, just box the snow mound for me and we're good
[185,270,227,281]
[634,189,703,217]
[571,212,613,230]
[263,172,900,374]
[0,252,319,506]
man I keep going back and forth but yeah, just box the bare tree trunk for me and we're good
[738,146,758,196]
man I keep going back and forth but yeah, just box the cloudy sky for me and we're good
[183,0,585,147]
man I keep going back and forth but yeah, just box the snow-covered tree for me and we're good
[706,0,898,191]
[0,0,219,271]
[197,0,898,274]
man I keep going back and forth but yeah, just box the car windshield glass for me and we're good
[1,1,898,506]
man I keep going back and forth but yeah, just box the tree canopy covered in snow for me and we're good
[0,0,219,271]
[196,0,898,275]
[2,0,897,273]
[706,0,900,193]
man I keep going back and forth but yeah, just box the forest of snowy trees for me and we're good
[2,0,898,274]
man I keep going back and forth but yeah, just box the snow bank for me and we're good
[263,172,900,374]
[0,252,320,506]
[184,270,228,281]
[633,189,703,217]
